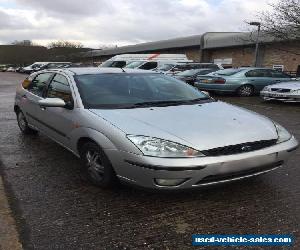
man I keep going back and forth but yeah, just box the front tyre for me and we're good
[80,142,118,188]
[17,111,38,135]
[237,85,254,97]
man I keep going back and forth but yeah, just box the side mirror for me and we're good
[38,98,66,108]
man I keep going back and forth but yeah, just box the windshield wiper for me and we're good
[133,98,210,107]
[133,100,185,107]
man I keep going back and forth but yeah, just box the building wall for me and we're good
[88,40,300,73]
[262,42,300,72]
[206,46,255,67]
[199,41,300,71]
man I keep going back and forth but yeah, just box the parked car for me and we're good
[14,68,298,190]
[21,62,71,74]
[0,65,7,72]
[260,81,300,102]
[6,67,16,72]
[174,68,217,85]
[194,67,293,96]
[166,63,223,76]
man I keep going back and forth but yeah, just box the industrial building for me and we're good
[82,32,300,74]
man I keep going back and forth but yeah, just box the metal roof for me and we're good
[82,32,277,58]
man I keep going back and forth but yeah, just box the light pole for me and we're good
[250,21,261,67]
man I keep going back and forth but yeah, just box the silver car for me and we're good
[260,81,300,102]
[14,68,298,190]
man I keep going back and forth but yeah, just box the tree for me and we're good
[260,0,300,40]
[48,40,83,49]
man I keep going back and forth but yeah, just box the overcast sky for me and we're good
[0,0,277,48]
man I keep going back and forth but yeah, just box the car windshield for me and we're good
[125,61,145,69]
[74,73,210,109]
[212,69,242,76]
[156,64,175,71]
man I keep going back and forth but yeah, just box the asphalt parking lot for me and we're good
[0,72,300,250]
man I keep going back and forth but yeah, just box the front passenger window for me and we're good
[28,73,53,97]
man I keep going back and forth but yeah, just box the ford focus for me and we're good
[14,68,298,189]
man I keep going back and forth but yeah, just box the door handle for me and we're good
[40,106,46,111]
[21,94,27,99]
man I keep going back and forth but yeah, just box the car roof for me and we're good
[50,67,156,75]
[238,67,273,70]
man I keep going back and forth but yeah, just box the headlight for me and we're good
[274,122,291,143]
[262,86,270,91]
[127,135,204,158]
[293,89,300,94]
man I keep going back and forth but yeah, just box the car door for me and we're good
[244,69,274,91]
[20,72,54,129]
[36,73,76,147]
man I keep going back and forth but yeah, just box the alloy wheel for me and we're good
[238,85,253,97]
[86,150,105,182]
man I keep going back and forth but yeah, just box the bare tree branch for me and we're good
[48,40,84,49]
[259,0,300,40]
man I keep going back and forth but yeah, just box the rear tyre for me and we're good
[16,111,38,135]
[237,85,254,97]
[79,142,118,188]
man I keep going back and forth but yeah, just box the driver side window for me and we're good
[46,74,73,104]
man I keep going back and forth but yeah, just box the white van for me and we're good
[100,54,192,70]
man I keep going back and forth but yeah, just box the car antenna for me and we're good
[120,67,126,73]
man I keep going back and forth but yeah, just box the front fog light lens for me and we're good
[154,178,188,186]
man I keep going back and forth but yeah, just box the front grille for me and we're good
[195,161,283,185]
[271,88,291,93]
[202,139,277,157]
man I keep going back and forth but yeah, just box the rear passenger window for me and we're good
[28,73,53,97]
[245,69,272,77]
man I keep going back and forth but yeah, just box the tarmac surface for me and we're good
[0,72,299,249]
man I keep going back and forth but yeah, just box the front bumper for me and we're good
[260,91,300,102]
[106,136,298,190]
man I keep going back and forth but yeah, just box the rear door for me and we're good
[244,69,274,90]
[21,72,54,128]
[270,70,292,83]
[36,73,76,147]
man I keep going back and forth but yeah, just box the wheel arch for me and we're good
[77,137,98,155]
